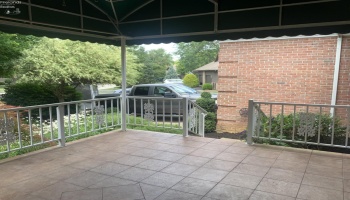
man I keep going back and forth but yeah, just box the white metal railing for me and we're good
[247,99,350,148]
[0,97,208,155]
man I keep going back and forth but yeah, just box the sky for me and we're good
[140,43,179,60]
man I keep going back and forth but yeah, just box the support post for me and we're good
[57,106,65,147]
[121,37,127,131]
[330,35,342,117]
[246,99,254,145]
[182,98,188,137]
[199,113,206,137]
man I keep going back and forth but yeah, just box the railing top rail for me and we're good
[0,97,121,112]
[254,101,350,108]
[126,96,183,100]
[189,101,208,114]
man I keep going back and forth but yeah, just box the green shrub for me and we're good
[183,73,199,88]
[0,82,5,85]
[205,119,216,133]
[256,112,347,146]
[202,83,213,90]
[196,98,216,113]
[2,83,82,119]
[206,112,217,121]
[201,92,212,99]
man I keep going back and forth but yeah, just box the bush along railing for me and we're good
[247,99,350,148]
[0,96,208,158]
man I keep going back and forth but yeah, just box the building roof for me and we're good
[193,61,218,72]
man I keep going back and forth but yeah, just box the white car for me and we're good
[164,79,183,84]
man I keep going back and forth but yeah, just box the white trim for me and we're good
[220,33,350,43]
[330,35,343,116]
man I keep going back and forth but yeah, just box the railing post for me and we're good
[199,113,205,137]
[247,99,254,145]
[57,106,66,147]
[182,98,188,137]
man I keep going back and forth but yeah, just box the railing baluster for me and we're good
[68,104,71,137]
[155,100,158,127]
[318,106,322,144]
[148,99,151,126]
[117,98,120,125]
[163,99,165,129]
[178,100,181,128]
[28,109,33,146]
[98,101,101,130]
[4,112,10,152]
[91,102,94,131]
[305,105,309,143]
[141,99,144,126]
[331,107,335,145]
[257,103,261,138]
[280,104,284,140]
[127,98,130,124]
[170,100,173,129]
[76,104,79,134]
[346,108,350,147]
[292,105,296,141]
[133,97,136,125]
[39,108,44,143]
[16,111,22,148]
[269,104,272,139]
[84,104,87,133]
[105,100,107,128]
[111,99,114,127]
[49,107,53,140]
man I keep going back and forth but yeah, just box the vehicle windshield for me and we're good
[169,85,197,94]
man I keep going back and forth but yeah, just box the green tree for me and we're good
[175,41,219,76]
[129,46,173,84]
[0,32,39,77]
[14,37,140,102]
[164,66,179,79]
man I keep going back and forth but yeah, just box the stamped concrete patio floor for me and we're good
[0,130,349,200]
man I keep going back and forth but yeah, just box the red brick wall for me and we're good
[217,36,350,133]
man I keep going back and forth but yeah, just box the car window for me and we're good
[154,86,172,96]
[134,87,150,96]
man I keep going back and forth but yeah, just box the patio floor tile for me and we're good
[203,159,239,171]
[221,172,262,189]
[103,184,144,200]
[64,171,110,188]
[153,152,185,162]
[309,155,343,168]
[140,183,168,200]
[250,148,281,159]
[224,146,255,155]
[249,191,295,200]
[141,172,184,188]
[232,163,270,177]
[189,167,228,182]
[176,155,210,167]
[61,188,103,200]
[171,177,217,196]
[189,149,221,158]
[215,152,247,162]
[88,177,136,188]
[136,159,172,171]
[265,168,304,184]
[302,173,343,191]
[272,159,307,173]
[306,164,343,178]
[114,167,156,182]
[31,181,83,200]
[256,178,300,197]
[90,162,130,176]
[161,163,198,176]
[206,183,253,200]
[242,155,276,167]
[297,184,343,200]
[154,189,202,200]
[114,155,149,166]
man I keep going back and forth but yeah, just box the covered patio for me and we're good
[0,130,348,200]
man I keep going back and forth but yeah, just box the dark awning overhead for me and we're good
[0,0,350,45]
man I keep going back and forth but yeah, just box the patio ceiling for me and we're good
[0,0,350,45]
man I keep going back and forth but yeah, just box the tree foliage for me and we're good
[129,46,173,84]
[164,66,179,80]
[14,37,140,101]
[175,41,219,76]
[0,32,39,77]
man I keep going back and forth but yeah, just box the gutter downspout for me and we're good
[330,35,343,117]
